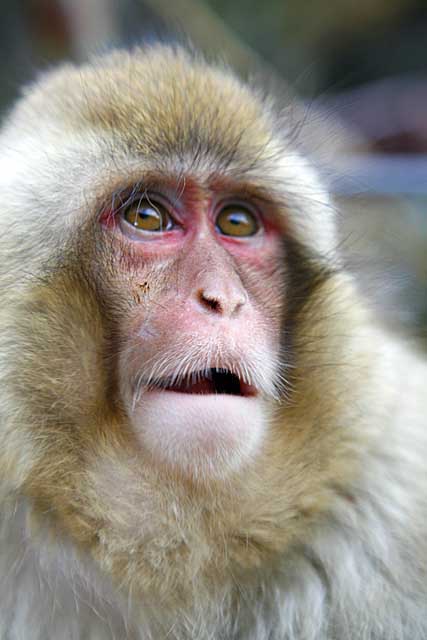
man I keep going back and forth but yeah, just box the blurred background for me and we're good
[0,0,425,343]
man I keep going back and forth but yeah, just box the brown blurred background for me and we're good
[0,0,426,343]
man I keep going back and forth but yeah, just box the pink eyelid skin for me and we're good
[99,187,282,263]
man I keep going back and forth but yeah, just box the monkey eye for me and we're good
[122,197,173,233]
[215,205,260,237]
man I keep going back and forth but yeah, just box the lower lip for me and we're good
[139,388,257,406]
[154,381,258,397]
[129,390,264,477]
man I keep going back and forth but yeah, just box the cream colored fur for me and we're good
[0,45,426,639]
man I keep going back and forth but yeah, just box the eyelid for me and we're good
[215,198,261,218]
[123,191,174,215]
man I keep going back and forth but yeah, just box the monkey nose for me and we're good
[196,284,247,317]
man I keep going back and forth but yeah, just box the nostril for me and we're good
[195,283,247,317]
[198,290,222,313]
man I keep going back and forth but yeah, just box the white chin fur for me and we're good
[130,391,267,479]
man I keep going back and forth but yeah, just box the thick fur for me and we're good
[0,45,426,639]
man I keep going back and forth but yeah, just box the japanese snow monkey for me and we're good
[0,44,426,640]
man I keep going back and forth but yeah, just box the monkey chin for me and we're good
[129,391,267,481]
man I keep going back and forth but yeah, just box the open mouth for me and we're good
[151,368,257,397]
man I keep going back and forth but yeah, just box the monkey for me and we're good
[0,44,426,640]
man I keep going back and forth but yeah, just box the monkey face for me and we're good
[0,46,350,596]
[95,182,285,478]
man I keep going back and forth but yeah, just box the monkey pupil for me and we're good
[216,207,258,237]
[123,197,172,232]
[137,208,161,229]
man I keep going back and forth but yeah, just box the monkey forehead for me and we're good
[0,45,336,257]
[12,46,278,174]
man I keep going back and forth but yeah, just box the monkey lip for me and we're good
[149,368,257,397]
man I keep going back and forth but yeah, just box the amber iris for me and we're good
[123,198,172,232]
[216,206,259,237]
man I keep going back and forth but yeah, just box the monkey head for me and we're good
[0,46,360,604]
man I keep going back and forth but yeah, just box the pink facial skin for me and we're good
[101,178,285,480]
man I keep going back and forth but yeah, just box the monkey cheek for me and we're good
[129,391,267,479]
